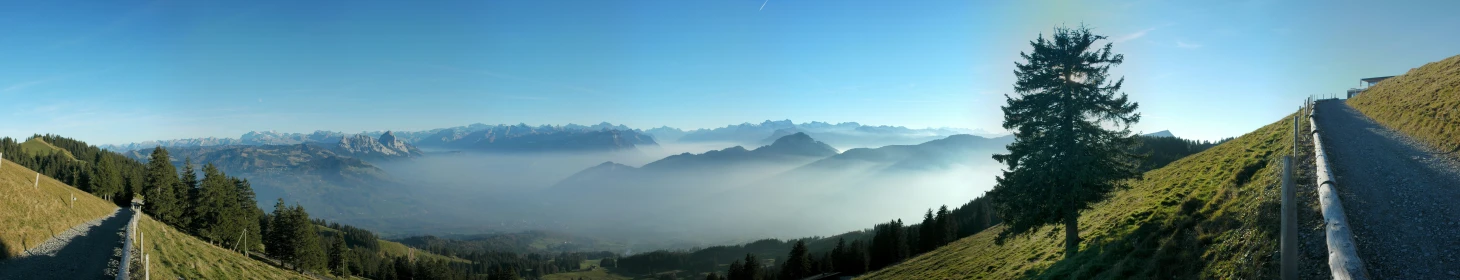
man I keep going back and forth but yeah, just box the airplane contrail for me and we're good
[759,0,768,11]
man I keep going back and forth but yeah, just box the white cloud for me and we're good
[1176,40,1203,49]
[1112,27,1157,43]
[0,77,63,93]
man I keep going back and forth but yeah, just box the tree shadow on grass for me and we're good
[0,208,132,280]
[0,235,9,261]
[1020,187,1282,279]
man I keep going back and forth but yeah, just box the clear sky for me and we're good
[2,0,1457,144]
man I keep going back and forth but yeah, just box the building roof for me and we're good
[1361,76,1396,83]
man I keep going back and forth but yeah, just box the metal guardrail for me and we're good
[1308,99,1369,280]
[117,208,139,280]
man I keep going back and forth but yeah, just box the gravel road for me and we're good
[1313,100,1460,278]
[0,208,133,280]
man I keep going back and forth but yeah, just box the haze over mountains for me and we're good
[101,120,1005,153]
[100,120,1017,246]
[544,132,1015,241]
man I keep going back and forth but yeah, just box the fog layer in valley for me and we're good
[373,142,739,194]
[362,134,1007,249]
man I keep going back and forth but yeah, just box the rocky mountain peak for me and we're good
[379,131,400,144]
[336,132,421,160]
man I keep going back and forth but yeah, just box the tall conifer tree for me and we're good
[780,240,812,279]
[92,152,122,202]
[143,147,183,225]
[192,163,243,246]
[990,25,1141,258]
[178,157,199,226]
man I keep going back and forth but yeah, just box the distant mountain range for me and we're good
[646,120,1006,149]
[541,132,1014,240]
[102,123,653,154]
[101,120,1001,154]
[551,132,839,195]
[407,124,655,152]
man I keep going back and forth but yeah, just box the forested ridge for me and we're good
[0,135,595,280]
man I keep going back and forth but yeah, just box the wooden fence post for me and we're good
[1281,156,1296,280]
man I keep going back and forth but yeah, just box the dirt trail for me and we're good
[0,208,133,280]
[1313,100,1460,278]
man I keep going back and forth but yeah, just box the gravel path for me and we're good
[1313,100,1460,279]
[0,208,134,280]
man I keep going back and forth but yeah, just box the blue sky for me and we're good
[2,0,1457,144]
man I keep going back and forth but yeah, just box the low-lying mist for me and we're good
[372,142,737,194]
[356,139,1005,251]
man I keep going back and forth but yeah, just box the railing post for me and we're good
[1281,156,1296,280]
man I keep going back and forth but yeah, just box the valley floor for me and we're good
[0,208,132,280]
[1316,100,1460,278]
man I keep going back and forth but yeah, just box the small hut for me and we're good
[1347,76,1395,98]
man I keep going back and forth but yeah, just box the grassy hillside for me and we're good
[375,238,471,264]
[1348,54,1460,153]
[0,157,115,258]
[137,215,314,279]
[315,224,469,264]
[861,114,1297,279]
[18,137,78,161]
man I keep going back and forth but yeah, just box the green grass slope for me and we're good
[1348,54,1460,153]
[861,115,1297,279]
[375,238,471,264]
[138,215,314,279]
[0,157,115,258]
[315,225,469,264]
[18,137,78,161]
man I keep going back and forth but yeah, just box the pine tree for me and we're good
[780,240,812,279]
[740,254,761,280]
[330,236,351,276]
[845,239,868,275]
[869,219,908,270]
[293,204,327,272]
[192,164,243,246]
[829,238,847,273]
[937,205,957,245]
[727,260,745,280]
[394,256,414,280]
[92,152,122,203]
[378,257,398,280]
[266,199,295,266]
[919,209,938,253]
[233,178,263,252]
[990,25,1141,258]
[143,147,183,225]
[179,157,199,227]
